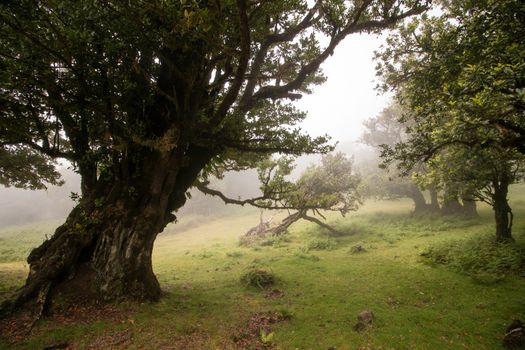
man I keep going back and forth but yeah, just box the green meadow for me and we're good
[1,187,524,349]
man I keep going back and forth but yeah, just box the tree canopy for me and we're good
[376,0,525,160]
[1,0,428,194]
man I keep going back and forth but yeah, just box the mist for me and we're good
[0,140,378,229]
[0,168,79,228]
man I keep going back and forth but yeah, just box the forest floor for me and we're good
[0,188,524,349]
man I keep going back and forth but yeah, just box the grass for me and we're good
[0,188,524,349]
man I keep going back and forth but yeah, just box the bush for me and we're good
[240,267,276,289]
[421,234,525,283]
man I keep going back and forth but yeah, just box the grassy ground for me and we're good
[0,189,524,349]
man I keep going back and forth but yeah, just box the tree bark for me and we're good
[269,211,304,236]
[243,209,344,238]
[492,174,514,242]
[407,185,428,214]
[301,213,345,236]
[461,195,478,218]
[441,196,463,216]
[428,187,441,213]
[2,145,216,314]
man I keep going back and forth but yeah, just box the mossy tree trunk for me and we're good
[248,209,344,237]
[407,185,428,214]
[441,196,463,216]
[428,188,441,213]
[492,173,513,242]
[461,195,478,218]
[4,146,215,313]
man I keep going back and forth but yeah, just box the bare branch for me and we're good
[195,181,320,211]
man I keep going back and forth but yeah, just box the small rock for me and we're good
[350,245,366,254]
[353,310,374,332]
[503,319,525,349]
[357,310,374,324]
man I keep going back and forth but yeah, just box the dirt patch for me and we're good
[158,330,211,350]
[0,302,128,345]
[232,311,290,349]
[264,289,284,299]
[47,303,127,326]
[86,329,133,349]
[0,309,34,342]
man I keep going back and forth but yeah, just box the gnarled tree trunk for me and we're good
[492,174,514,242]
[269,211,304,236]
[3,146,215,314]
[428,188,441,213]
[461,195,478,218]
[407,185,428,214]
[441,196,463,216]
[244,209,344,238]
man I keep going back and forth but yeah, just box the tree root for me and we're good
[27,282,52,333]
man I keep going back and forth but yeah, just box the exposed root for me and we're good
[27,282,52,333]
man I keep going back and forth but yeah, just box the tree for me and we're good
[199,152,361,237]
[375,0,525,240]
[360,102,440,214]
[0,0,428,312]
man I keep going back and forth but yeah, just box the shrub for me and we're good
[421,234,525,283]
[240,267,276,289]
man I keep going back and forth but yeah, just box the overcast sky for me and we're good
[296,32,391,145]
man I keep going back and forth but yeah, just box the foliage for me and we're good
[202,152,361,235]
[422,234,525,283]
[257,152,362,215]
[413,145,524,206]
[0,0,429,194]
[0,147,63,190]
[375,0,525,170]
[240,267,276,289]
[259,330,274,345]
[359,102,437,214]
[361,103,406,149]
[375,0,525,237]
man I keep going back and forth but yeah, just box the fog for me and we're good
[0,32,386,229]
[0,142,379,229]
[0,168,80,228]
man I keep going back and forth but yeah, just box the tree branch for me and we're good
[239,2,322,108]
[211,0,251,127]
[301,213,345,236]
[242,3,428,110]
[195,181,320,211]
